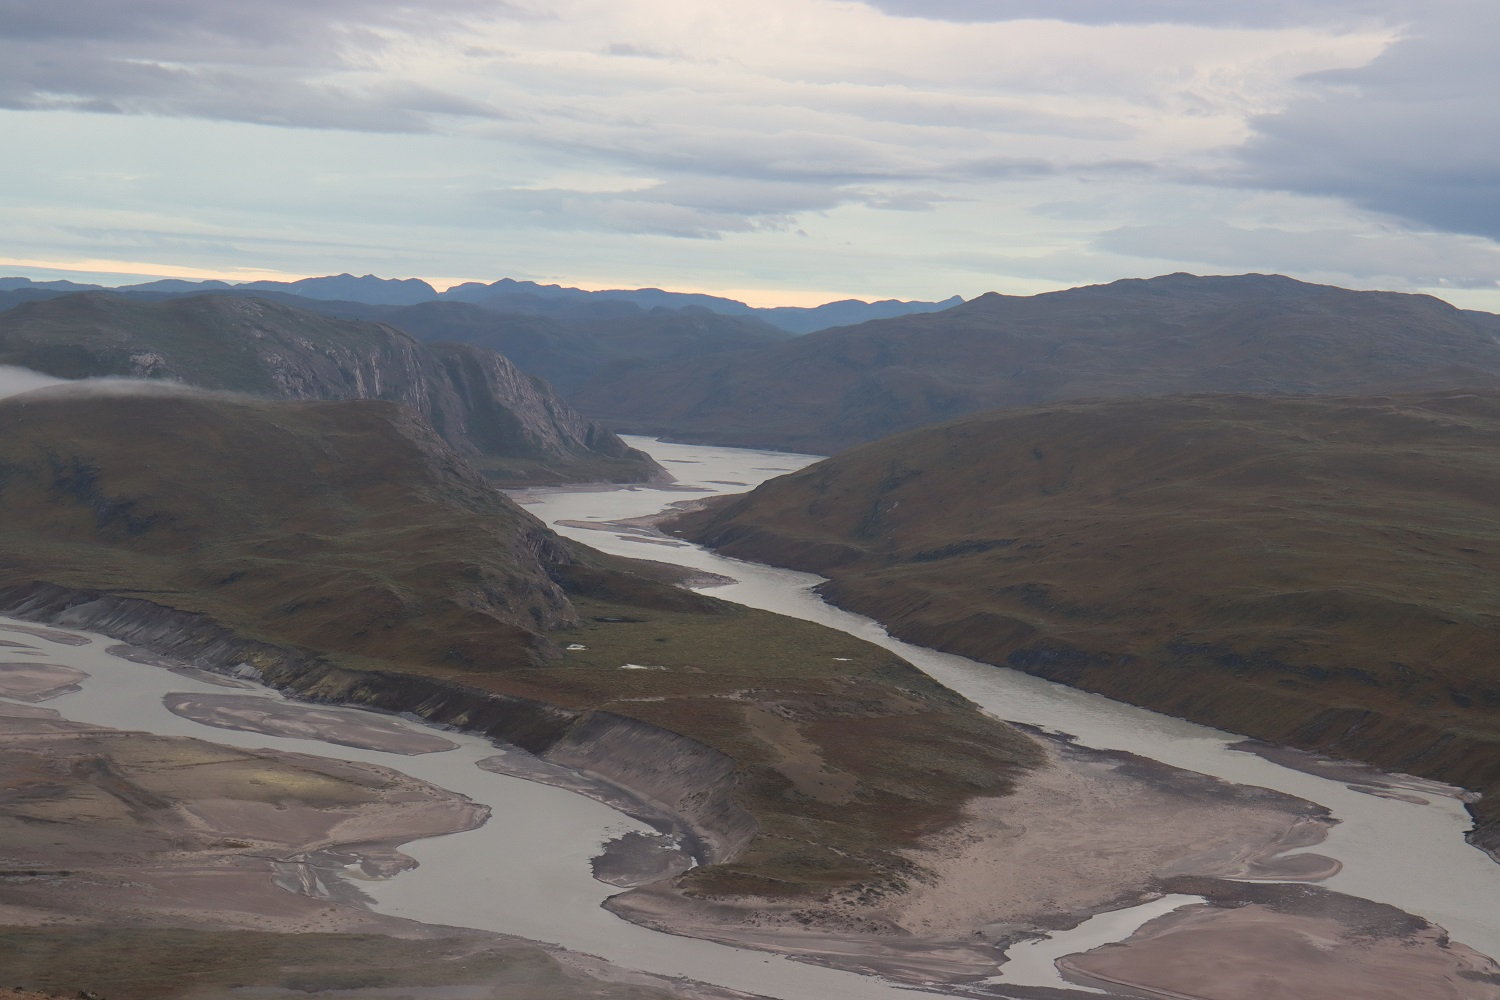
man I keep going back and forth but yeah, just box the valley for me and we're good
[6,440,1497,999]
[3,272,1500,999]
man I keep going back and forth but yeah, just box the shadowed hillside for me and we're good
[671,390,1500,851]
[355,299,791,394]
[0,292,661,485]
[575,273,1500,454]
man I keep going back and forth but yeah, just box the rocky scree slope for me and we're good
[574,272,1500,454]
[0,291,660,485]
[671,390,1500,854]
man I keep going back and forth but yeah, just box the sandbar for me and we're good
[1061,881,1500,999]
[0,661,89,701]
[163,693,461,755]
[607,736,1342,986]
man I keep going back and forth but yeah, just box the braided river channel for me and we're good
[6,435,1499,998]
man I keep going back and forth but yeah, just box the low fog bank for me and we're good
[0,365,66,399]
[0,365,207,402]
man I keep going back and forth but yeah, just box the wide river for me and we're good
[6,435,1500,999]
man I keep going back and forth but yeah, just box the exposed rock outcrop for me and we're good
[0,292,662,484]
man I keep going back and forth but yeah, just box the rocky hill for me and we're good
[670,390,1500,851]
[0,385,1038,909]
[0,292,661,485]
[334,299,791,395]
[574,273,1500,454]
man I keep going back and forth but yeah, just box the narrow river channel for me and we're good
[511,436,1500,966]
[4,435,1498,999]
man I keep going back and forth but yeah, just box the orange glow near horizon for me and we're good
[0,257,889,310]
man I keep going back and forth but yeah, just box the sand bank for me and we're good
[0,706,755,1000]
[607,736,1340,986]
[163,692,461,755]
[1061,880,1500,999]
[0,717,485,934]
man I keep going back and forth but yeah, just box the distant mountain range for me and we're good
[574,273,1500,453]
[0,273,963,335]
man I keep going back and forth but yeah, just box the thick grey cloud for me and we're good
[1237,2,1500,242]
[0,0,497,48]
[0,0,501,131]
[860,0,1397,27]
[1096,221,1500,289]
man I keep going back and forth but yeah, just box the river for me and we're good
[4,434,1498,998]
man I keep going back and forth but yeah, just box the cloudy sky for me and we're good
[3,0,1497,308]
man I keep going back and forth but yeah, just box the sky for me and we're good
[3,0,1498,310]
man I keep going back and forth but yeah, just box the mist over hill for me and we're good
[0,292,661,485]
[573,273,1500,454]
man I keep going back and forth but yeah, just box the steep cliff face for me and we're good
[0,292,661,484]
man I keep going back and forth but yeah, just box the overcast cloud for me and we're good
[1238,2,1500,244]
[2,0,1496,310]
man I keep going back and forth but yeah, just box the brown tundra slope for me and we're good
[671,389,1500,853]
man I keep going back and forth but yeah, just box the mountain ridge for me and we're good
[573,272,1500,453]
[0,291,660,485]
[0,273,962,334]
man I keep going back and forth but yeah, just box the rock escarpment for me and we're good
[0,292,661,484]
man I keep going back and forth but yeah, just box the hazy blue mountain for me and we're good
[0,273,964,334]
[759,295,965,333]
[238,272,439,305]
[0,277,103,292]
[118,278,233,293]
